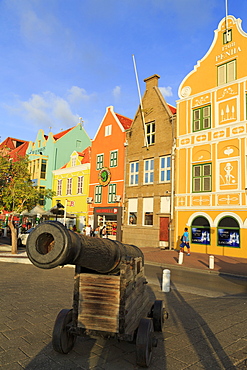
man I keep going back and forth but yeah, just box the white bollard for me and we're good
[209,255,214,269]
[178,251,184,265]
[3,228,7,237]
[162,269,170,292]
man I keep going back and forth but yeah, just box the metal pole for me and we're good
[225,0,228,31]
[132,55,149,148]
[63,199,67,226]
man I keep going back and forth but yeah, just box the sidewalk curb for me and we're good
[1,252,247,281]
[145,261,247,280]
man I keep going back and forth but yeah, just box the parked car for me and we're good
[17,228,35,248]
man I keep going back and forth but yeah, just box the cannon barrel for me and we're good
[26,221,143,273]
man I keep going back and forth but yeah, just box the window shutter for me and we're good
[227,60,236,82]
[203,164,211,176]
[194,166,201,177]
[203,177,211,191]
[194,178,201,192]
[218,64,226,85]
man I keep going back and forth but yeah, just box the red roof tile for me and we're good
[53,127,74,140]
[78,146,91,164]
[168,104,176,114]
[115,113,133,130]
[9,142,29,162]
[0,137,28,150]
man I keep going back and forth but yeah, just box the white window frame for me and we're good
[95,185,102,203]
[108,183,116,203]
[128,198,138,225]
[105,124,112,136]
[160,156,171,182]
[110,150,118,167]
[57,179,62,196]
[218,60,236,86]
[129,161,139,185]
[96,154,104,170]
[77,176,83,194]
[144,159,154,184]
[66,178,72,195]
[145,121,155,145]
[143,197,154,226]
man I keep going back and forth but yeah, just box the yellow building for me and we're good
[176,15,247,257]
[52,148,91,231]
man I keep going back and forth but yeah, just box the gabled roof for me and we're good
[0,137,28,150]
[167,104,176,114]
[9,141,29,162]
[115,114,133,130]
[93,106,133,141]
[78,146,91,164]
[60,146,91,169]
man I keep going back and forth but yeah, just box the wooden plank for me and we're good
[77,273,120,333]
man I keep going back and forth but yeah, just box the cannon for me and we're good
[26,221,168,367]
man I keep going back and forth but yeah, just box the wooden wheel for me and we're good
[136,318,154,367]
[152,300,165,332]
[52,309,76,354]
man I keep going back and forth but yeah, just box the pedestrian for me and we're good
[180,227,190,255]
[85,225,92,236]
[100,226,107,238]
[94,225,100,238]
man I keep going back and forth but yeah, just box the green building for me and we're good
[27,122,91,210]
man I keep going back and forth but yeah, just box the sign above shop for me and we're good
[98,167,111,186]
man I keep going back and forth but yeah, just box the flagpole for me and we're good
[225,0,228,31]
[132,55,149,148]
[63,199,67,226]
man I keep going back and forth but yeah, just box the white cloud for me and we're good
[67,86,96,104]
[112,86,121,98]
[20,9,52,43]
[159,86,173,98]
[9,91,79,129]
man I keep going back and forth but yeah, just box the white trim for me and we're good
[52,163,90,175]
[187,212,214,227]
[213,212,244,228]
[92,106,125,141]
[178,16,247,99]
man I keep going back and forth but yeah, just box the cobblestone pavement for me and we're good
[1,262,247,369]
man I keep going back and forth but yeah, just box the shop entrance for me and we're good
[94,207,122,241]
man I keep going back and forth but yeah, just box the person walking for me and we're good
[100,226,107,238]
[180,227,190,255]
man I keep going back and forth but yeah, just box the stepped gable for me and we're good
[115,113,133,130]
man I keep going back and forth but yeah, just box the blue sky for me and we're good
[0,0,246,142]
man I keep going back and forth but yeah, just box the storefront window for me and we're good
[144,212,153,225]
[217,217,240,248]
[129,212,137,225]
[191,216,210,245]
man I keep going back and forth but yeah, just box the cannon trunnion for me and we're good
[26,221,168,367]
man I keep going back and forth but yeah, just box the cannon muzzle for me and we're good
[26,221,143,273]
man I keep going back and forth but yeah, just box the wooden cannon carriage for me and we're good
[27,221,168,367]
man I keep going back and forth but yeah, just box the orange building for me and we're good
[87,106,132,240]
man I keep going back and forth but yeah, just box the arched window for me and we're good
[218,217,240,248]
[191,216,210,245]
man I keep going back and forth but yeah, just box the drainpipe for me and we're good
[169,114,176,250]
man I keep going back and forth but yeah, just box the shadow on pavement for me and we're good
[163,283,236,369]
[22,285,166,370]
